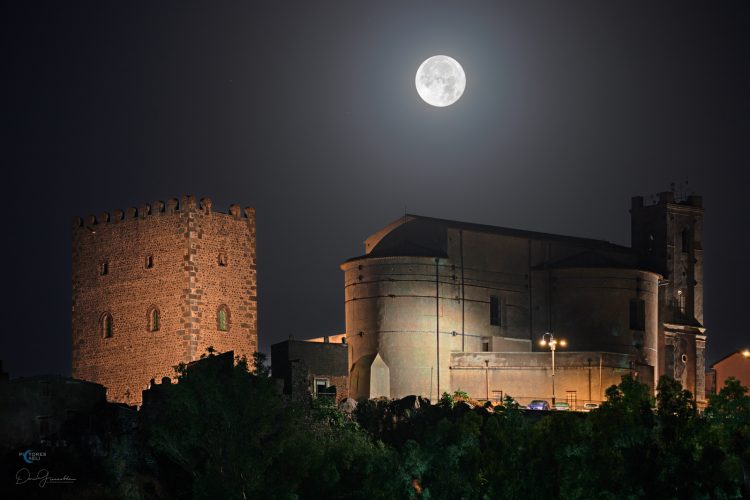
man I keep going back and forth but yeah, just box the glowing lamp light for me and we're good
[559,340,567,347]
[742,349,750,358]
[539,340,547,347]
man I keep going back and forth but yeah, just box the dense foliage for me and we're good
[100,353,749,499]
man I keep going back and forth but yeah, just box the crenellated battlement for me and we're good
[72,195,255,229]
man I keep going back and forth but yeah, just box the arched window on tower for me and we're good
[217,306,229,331]
[147,306,160,332]
[101,313,113,338]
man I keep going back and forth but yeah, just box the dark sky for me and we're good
[3,1,748,378]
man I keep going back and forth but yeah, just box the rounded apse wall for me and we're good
[342,256,460,400]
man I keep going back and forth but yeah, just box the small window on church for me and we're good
[102,313,113,338]
[145,255,154,269]
[218,253,228,267]
[217,306,229,331]
[148,307,160,332]
[100,261,109,276]
[629,299,645,331]
[481,337,490,352]
[681,229,690,253]
[490,296,501,326]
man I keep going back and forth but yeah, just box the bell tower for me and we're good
[631,191,706,402]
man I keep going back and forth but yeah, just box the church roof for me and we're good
[348,214,632,262]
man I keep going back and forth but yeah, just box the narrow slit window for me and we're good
[148,307,160,332]
[629,299,645,331]
[145,255,154,269]
[681,229,690,253]
[100,261,109,276]
[490,295,501,326]
[102,313,113,338]
[217,306,229,331]
[677,291,686,315]
[218,253,228,267]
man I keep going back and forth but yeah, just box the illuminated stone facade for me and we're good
[72,196,257,405]
[343,192,706,406]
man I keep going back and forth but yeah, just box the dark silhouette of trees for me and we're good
[103,351,750,499]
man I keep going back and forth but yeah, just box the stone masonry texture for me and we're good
[72,196,257,406]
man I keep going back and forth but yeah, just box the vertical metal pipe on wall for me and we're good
[436,257,440,397]
[460,230,465,352]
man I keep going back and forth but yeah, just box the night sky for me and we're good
[3,1,748,378]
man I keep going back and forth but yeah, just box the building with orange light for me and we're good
[706,350,750,395]
[72,196,257,406]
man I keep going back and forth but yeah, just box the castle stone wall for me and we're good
[72,196,257,405]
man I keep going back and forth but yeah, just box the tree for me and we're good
[705,377,750,496]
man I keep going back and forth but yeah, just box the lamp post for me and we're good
[540,332,567,405]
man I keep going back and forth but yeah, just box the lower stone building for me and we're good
[341,191,706,406]
[271,337,349,401]
[0,372,108,450]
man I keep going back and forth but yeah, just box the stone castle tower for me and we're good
[631,192,705,399]
[72,195,257,405]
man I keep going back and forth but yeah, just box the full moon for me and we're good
[415,55,466,107]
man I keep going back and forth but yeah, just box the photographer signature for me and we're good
[16,468,76,487]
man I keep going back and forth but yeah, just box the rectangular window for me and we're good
[100,261,109,276]
[145,255,154,269]
[629,299,645,330]
[314,378,328,395]
[481,337,490,352]
[490,295,501,326]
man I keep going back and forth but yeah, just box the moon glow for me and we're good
[415,55,466,107]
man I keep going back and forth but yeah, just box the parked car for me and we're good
[582,402,600,412]
[553,402,571,411]
[527,400,550,410]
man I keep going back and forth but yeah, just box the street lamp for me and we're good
[540,332,567,405]
[742,349,750,358]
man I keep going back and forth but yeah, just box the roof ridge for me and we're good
[404,213,629,250]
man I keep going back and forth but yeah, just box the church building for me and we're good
[341,191,705,407]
